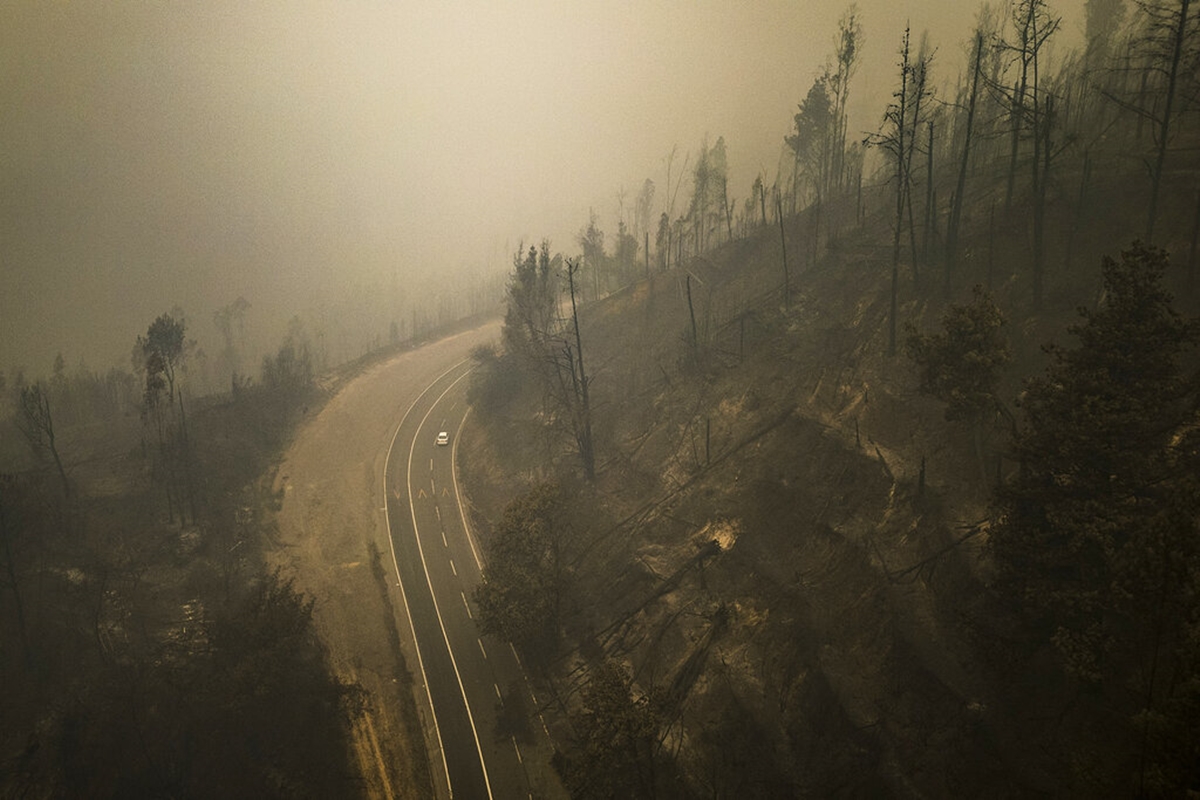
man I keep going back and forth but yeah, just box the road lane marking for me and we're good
[461,591,472,618]
[450,409,486,572]
[449,559,457,577]
[404,367,494,799]
[511,737,523,764]
[494,683,502,700]
[382,359,467,799]
[477,638,488,659]
[441,528,448,547]
[430,458,434,472]
[435,506,441,521]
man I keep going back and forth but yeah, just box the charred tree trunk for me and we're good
[923,121,935,266]
[686,273,698,352]
[777,195,791,310]
[566,261,595,481]
[1146,0,1191,242]
[0,488,34,670]
[946,32,982,299]
[1188,188,1200,293]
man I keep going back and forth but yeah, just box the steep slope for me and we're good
[459,147,1200,795]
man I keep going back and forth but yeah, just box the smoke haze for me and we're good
[1,0,1083,376]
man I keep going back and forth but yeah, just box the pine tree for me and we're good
[989,243,1200,792]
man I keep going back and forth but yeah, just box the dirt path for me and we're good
[270,322,500,799]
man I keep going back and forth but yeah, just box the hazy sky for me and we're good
[1,1,1084,375]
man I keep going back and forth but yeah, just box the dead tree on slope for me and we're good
[17,383,70,504]
[1136,0,1198,240]
[946,30,985,299]
[868,25,933,355]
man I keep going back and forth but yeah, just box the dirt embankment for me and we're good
[458,179,1174,794]
[271,322,500,799]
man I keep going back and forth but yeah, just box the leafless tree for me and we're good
[868,25,933,355]
[18,383,70,503]
[946,31,985,298]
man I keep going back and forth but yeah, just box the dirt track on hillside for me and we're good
[268,322,500,799]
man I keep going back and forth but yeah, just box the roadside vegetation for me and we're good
[462,1,1200,795]
[0,311,369,796]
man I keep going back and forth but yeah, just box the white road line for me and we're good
[434,364,565,789]
[441,528,448,547]
[449,559,457,577]
[435,506,441,521]
[382,361,465,798]
[405,369,494,799]
[430,458,434,472]
[494,683,502,700]
[511,737,523,764]
[450,408,486,572]
[477,638,488,659]
[461,591,472,619]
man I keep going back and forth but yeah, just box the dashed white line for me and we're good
[461,591,473,619]
[441,527,448,547]
[494,683,502,700]
[449,559,457,577]
[511,737,523,764]
[477,638,488,659]
[403,366,494,799]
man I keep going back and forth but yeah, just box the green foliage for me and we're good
[562,659,659,800]
[502,242,561,365]
[906,286,1012,423]
[0,342,356,797]
[139,312,188,398]
[786,74,835,197]
[466,343,519,415]
[472,483,564,658]
[989,243,1200,790]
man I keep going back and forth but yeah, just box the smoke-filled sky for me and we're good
[1,1,1083,376]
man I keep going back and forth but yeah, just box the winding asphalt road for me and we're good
[383,361,565,799]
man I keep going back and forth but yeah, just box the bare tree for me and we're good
[564,260,595,480]
[18,383,70,502]
[867,25,932,355]
[993,0,1061,306]
[1136,0,1197,240]
[830,4,864,192]
[946,30,986,298]
[0,475,35,669]
[138,312,196,523]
